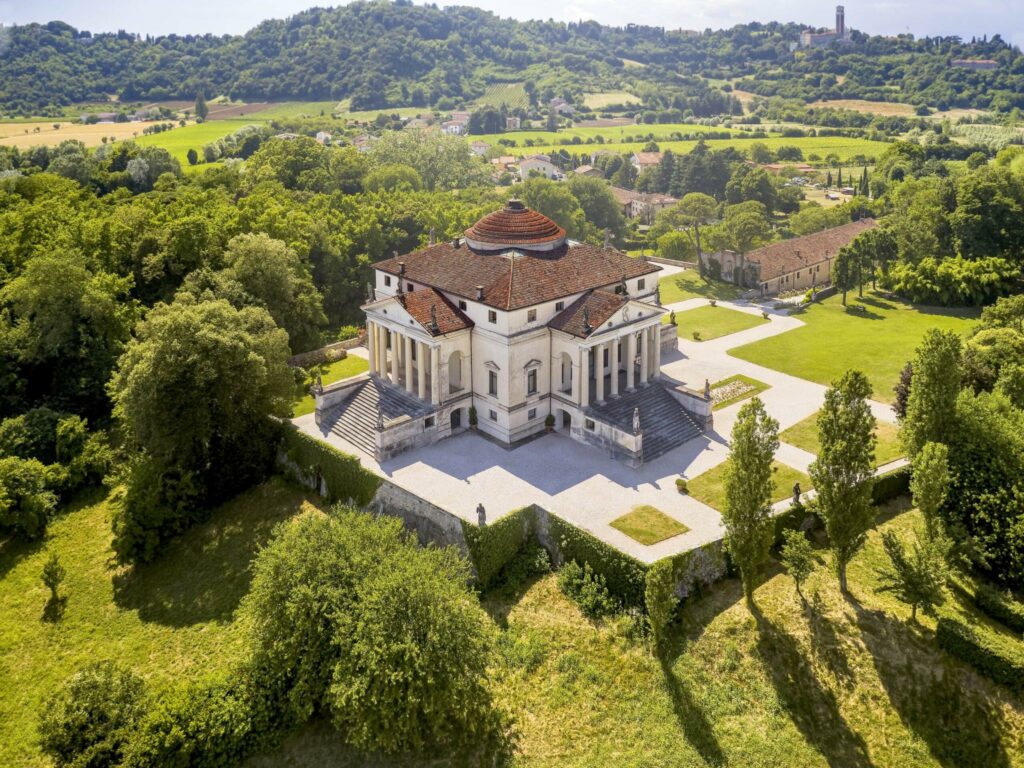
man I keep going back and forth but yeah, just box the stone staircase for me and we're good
[323,378,435,457]
[587,383,703,463]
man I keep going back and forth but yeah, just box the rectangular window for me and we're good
[585,418,595,431]
[489,409,497,421]
[638,278,646,290]
[528,408,537,420]
[527,369,537,395]
[458,300,467,311]
[424,416,435,428]
[527,308,537,323]
[488,310,497,323]
[488,370,497,396]
[384,275,392,287]
[555,301,565,312]
[407,282,414,292]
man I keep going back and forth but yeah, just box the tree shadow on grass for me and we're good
[113,479,317,627]
[808,592,855,690]
[0,534,44,581]
[751,603,873,768]
[658,655,727,767]
[42,594,68,623]
[852,602,1011,768]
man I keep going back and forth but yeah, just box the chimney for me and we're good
[398,261,406,275]
[475,285,484,301]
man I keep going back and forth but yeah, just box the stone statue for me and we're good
[477,503,487,527]
[603,229,611,249]
[792,482,802,506]
[430,304,439,333]
[582,306,591,332]
[314,374,323,394]
[619,275,629,296]
[365,282,374,302]
[704,379,711,400]
[375,408,384,431]
[654,284,661,306]
[669,310,676,326]
[632,406,641,435]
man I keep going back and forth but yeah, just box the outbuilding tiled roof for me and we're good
[632,151,663,166]
[548,290,627,338]
[746,218,878,281]
[393,288,473,336]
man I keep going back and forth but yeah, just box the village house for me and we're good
[314,200,709,467]
[609,186,643,218]
[518,155,563,181]
[315,131,332,145]
[549,97,576,116]
[573,164,603,178]
[700,218,878,294]
[470,140,491,156]
[630,192,678,223]
[506,116,521,130]
[631,151,663,174]
[441,120,467,135]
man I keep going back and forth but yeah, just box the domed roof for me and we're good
[464,199,566,252]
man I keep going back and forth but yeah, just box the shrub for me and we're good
[975,582,1024,634]
[0,456,58,540]
[692,330,702,341]
[461,506,536,589]
[42,553,65,601]
[645,558,677,648]
[545,413,555,429]
[549,515,649,607]
[871,465,911,505]
[558,560,619,619]
[675,477,688,493]
[936,617,1024,692]
[38,662,146,768]
[280,423,380,505]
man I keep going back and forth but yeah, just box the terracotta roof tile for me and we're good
[746,218,878,281]
[394,288,473,336]
[377,240,659,311]
[465,200,565,248]
[548,290,627,338]
[632,152,663,166]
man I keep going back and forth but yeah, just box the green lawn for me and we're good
[710,374,771,411]
[688,459,810,512]
[729,292,979,404]
[610,505,689,546]
[292,355,370,417]
[781,411,904,466]
[672,304,769,342]
[658,270,743,303]
[0,479,320,768]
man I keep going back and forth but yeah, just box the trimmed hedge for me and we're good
[279,424,380,506]
[975,583,1024,634]
[871,465,911,505]
[936,617,1024,692]
[462,506,535,589]
[549,515,649,607]
[772,502,819,543]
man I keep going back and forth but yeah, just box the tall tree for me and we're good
[876,530,947,623]
[910,441,951,541]
[194,92,208,121]
[810,370,877,594]
[902,329,962,459]
[723,398,779,603]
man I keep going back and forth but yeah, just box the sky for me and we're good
[0,0,1020,46]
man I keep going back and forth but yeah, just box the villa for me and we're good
[314,201,711,467]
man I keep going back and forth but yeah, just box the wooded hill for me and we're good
[1,0,1023,114]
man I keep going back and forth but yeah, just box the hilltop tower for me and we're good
[836,5,846,38]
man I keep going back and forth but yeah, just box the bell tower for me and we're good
[836,5,846,38]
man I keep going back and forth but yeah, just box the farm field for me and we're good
[583,90,641,108]
[475,83,529,109]
[136,120,262,165]
[478,121,738,148]
[729,291,979,404]
[808,99,917,116]
[491,134,890,162]
[217,101,341,121]
[0,120,157,149]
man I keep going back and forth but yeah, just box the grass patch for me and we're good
[136,120,261,165]
[475,83,529,110]
[0,478,320,768]
[658,270,743,303]
[672,305,769,341]
[710,374,771,411]
[688,459,809,512]
[780,411,904,466]
[583,91,641,109]
[610,505,689,546]
[292,355,370,417]
[729,291,979,404]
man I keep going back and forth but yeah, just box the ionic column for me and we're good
[570,356,580,403]
[417,341,427,400]
[639,327,650,385]
[626,332,637,391]
[377,324,389,381]
[430,346,441,405]
[580,346,590,407]
[652,326,662,380]
[609,338,620,398]
[367,321,377,376]
[595,341,606,404]
[404,335,414,394]
[390,330,400,384]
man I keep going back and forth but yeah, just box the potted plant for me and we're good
[675,478,688,495]
[468,406,478,429]
[544,413,555,432]
[761,310,770,319]
[692,330,702,341]
[709,298,717,307]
